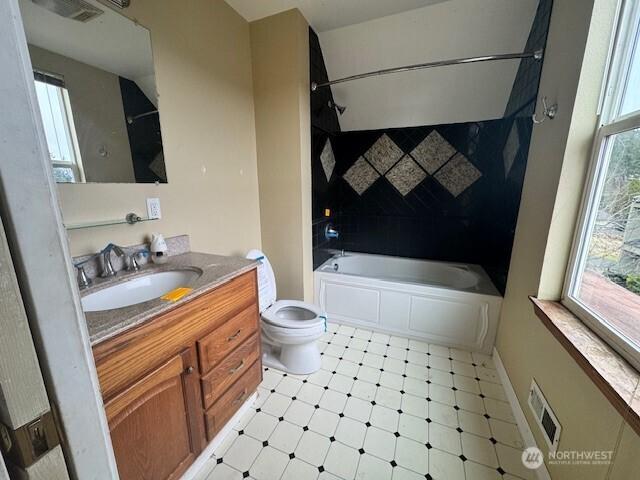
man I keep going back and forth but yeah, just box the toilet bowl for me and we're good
[247,250,325,375]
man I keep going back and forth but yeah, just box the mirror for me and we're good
[19,0,166,184]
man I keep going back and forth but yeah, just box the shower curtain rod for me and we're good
[311,49,543,91]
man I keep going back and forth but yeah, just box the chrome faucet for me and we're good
[126,249,148,272]
[76,265,91,290]
[101,244,125,277]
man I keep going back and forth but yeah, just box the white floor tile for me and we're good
[308,369,333,387]
[489,418,524,449]
[308,408,340,437]
[344,396,373,423]
[392,465,424,480]
[455,390,486,414]
[328,372,354,393]
[464,460,502,480]
[376,386,402,410]
[495,443,535,479]
[284,400,315,427]
[429,422,461,454]
[383,357,406,375]
[327,322,339,333]
[295,430,330,467]
[261,392,291,418]
[369,405,399,432]
[358,365,382,384]
[324,442,360,479]
[281,458,319,480]
[351,379,378,401]
[429,401,459,428]
[297,382,325,405]
[458,410,491,438]
[356,453,393,480]
[192,324,526,480]
[335,416,367,448]
[461,432,498,468]
[429,383,455,405]
[363,427,396,461]
[379,371,404,390]
[401,393,428,418]
[429,447,465,480]
[207,463,243,480]
[367,341,388,355]
[250,446,288,480]
[320,389,348,413]
[403,377,429,398]
[223,435,262,472]
[395,437,428,474]
[268,420,303,454]
[398,413,428,443]
[244,412,278,441]
[484,397,516,423]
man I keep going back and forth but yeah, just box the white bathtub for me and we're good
[314,253,502,354]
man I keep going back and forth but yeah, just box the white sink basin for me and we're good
[82,269,202,312]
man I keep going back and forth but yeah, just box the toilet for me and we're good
[246,249,326,375]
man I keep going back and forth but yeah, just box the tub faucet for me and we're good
[101,243,125,277]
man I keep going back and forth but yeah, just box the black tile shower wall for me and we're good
[309,4,552,293]
[310,27,341,269]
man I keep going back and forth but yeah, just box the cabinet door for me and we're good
[104,349,202,480]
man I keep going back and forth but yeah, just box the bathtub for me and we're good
[314,253,502,354]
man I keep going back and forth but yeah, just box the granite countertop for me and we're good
[84,252,258,346]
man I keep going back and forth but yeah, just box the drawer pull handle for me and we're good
[232,390,247,405]
[229,360,245,374]
[227,330,241,342]
[185,366,195,374]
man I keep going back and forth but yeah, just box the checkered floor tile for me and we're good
[194,323,533,480]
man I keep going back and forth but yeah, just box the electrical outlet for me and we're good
[146,198,162,220]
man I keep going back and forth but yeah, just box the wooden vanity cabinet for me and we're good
[92,269,261,480]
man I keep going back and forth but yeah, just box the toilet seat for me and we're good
[262,300,325,329]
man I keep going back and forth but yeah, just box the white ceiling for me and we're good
[224,0,450,32]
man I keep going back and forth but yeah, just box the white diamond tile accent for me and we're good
[411,130,457,174]
[434,153,482,197]
[320,138,336,182]
[385,155,426,196]
[343,157,380,195]
[195,323,528,480]
[364,133,404,174]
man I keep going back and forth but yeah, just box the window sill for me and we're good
[530,297,640,436]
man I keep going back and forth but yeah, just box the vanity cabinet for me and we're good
[92,269,261,480]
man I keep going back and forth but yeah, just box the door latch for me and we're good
[0,411,61,468]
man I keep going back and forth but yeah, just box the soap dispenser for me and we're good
[150,233,168,264]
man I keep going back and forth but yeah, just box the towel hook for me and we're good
[532,96,557,124]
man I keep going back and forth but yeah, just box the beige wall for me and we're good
[29,45,135,183]
[250,9,313,301]
[496,0,640,478]
[58,0,261,258]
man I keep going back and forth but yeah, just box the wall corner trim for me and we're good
[492,347,552,480]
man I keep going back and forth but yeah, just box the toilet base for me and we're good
[262,341,321,375]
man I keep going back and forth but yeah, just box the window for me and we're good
[564,1,640,369]
[33,71,84,183]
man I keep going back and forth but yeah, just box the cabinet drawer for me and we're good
[204,360,261,440]
[201,333,260,409]
[197,305,258,374]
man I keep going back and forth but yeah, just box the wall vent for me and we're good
[104,0,130,8]
[528,379,561,452]
[31,0,104,22]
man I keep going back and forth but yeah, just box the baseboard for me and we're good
[181,392,257,480]
[492,348,551,480]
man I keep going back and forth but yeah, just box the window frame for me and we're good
[563,0,640,371]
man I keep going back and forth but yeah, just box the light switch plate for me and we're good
[146,198,162,219]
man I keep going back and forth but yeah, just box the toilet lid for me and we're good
[246,249,276,313]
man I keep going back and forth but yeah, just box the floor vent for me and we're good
[528,379,561,452]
